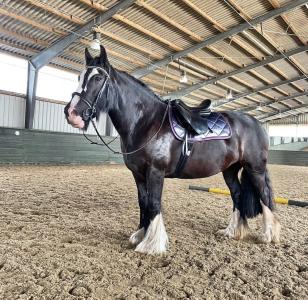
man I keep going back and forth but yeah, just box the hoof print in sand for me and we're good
[69,285,91,297]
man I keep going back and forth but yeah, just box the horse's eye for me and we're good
[95,76,102,82]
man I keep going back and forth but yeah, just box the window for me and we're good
[0,53,27,94]
[36,66,78,102]
[0,53,79,102]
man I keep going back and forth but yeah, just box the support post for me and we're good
[25,61,38,129]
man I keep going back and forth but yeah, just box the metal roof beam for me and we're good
[240,91,308,112]
[259,102,308,122]
[25,0,135,129]
[214,75,307,108]
[163,45,308,100]
[30,0,136,69]
[132,0,307,79]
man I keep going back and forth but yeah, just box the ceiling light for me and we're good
[226,89,233,100]
[180,70,188,83]
[90,31,101,50]
[178,59,188,83]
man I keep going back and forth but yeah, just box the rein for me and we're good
[85,102,169,155]
[80,66,170,155]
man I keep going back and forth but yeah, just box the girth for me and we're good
[169,133,193,178]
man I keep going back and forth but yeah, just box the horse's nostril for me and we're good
[68,107,78,117]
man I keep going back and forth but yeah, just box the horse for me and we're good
[64,45,281,255]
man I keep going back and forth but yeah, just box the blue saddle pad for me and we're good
[169,107,232,142]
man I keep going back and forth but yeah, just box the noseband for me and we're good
[72,66,110,121]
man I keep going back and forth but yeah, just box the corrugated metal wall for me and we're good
[0,90,109,135]
[33,99,107,135]
[0,91,25,128]
[262,122,269,133]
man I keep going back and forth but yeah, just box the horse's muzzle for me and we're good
[65,104,85,129]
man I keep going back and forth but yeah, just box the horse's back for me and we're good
[222,111,268,144]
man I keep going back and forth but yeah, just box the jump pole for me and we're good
[189,186,308,207]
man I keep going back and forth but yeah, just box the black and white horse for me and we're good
[64,46,280,255]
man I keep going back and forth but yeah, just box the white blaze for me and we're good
[70,68,99,108]
[70,69,86,108]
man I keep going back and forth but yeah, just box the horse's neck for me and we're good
[108,74,167,144]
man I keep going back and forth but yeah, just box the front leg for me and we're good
[129,173,147,247]
[135,167,169,255]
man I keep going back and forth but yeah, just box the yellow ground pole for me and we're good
[189,186,308,207]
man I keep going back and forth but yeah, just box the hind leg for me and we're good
[261,202,281,243]
[218,163,249,240]
[247,168,281,243]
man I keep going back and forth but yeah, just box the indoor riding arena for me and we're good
[0,1,308,299]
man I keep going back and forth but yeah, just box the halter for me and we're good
[72,66,110,121]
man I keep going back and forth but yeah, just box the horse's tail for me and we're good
[264,168,275,210]
[238,169,262,219]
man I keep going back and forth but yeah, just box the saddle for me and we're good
[168,99,232,178]
[171,99,211,135]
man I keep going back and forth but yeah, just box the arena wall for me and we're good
[0,126,307,166]
[0,127,122,164]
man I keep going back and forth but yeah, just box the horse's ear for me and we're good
[99,45,109,66]
[85,48,92,65]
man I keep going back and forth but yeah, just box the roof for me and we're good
[0,0,307,124]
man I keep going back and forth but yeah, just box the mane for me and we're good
[117,70,166,103]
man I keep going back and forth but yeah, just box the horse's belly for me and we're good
[171,140,239,179]
[179,159,223,179]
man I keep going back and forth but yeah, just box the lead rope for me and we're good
[83,102,170,155]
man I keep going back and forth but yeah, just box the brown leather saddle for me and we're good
[171,99,211,135]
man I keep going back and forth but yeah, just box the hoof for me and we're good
[134,214,168,255]
[216,227,236,239]
[128,228,145,247]
[261,204,281,244]
[217,219,249,240]
[234,219,249,240]
[262,217,281,244]
[135,240,168,255]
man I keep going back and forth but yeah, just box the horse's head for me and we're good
[64,45,110,130]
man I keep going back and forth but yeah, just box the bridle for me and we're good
[71,66,110,122]
[73,65,169,156]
